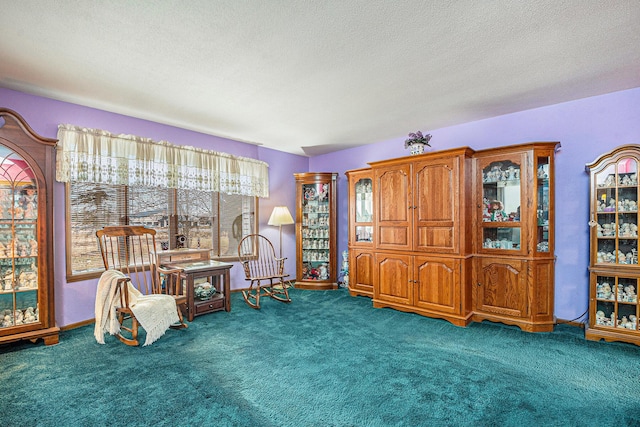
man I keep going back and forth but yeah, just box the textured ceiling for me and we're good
[1,1,640,156]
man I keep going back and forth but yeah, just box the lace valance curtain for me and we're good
[55,124,269,197]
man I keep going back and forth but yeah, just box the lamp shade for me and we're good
[268,206,294,226]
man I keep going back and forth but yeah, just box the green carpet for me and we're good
[1,288,639,427]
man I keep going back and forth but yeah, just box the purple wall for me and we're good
[0,87,308,327]
[3,85,640,327]
[311,87,640,322]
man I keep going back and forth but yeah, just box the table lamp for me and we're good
[268,206,295,258]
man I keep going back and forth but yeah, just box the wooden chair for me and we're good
[96,225,187,346]
[238,234,292,309]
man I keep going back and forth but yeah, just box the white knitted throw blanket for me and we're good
[94,269,180,346]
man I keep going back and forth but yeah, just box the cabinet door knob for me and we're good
[476,282,482,287]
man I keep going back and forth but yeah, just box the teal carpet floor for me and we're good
[1,288,640,426]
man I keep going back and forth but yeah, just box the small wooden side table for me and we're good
[164,260,233,321]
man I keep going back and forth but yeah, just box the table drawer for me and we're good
[194,295,225,314]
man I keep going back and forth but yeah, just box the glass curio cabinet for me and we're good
[473,142,559,333]
[586,145,640,346]
[0,109,58,346]
[294,172,338,290]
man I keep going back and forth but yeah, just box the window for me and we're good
[56,123,268,281]
[65,182,257,281]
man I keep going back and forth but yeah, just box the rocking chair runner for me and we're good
[96,225,188,346]
[238,234,292,309]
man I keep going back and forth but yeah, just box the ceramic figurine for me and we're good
[23,307,36,323]
[3,269,13,291]
[1,314,13,327]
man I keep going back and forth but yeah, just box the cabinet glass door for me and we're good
[536,156,551,252]
[594,275,638,329]
[593,157,638,265]
[481,159,521,250]
[301,181,331,280]
[0,145,39,329]
[354,178,373,243]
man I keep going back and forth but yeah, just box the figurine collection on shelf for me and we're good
[594,278,638,330]
[596,248,638,264]
[483,238,518,250]
[482,162,520,183]
[302,228,329,239]
[302,250,330,263]
[0,232,38,259]
[302,238,329,250]
[302,261,330,281]
[597,197,638,212]
[597,172,638,188]
[304,183,329,202]
[596,280,637,302]
[596,221,638,238]
[0,185,38,220]
[301,214,329,228]
[594,310,638,330]
[1,305,39,328]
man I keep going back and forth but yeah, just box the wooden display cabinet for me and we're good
[347,142,559,332]
[367,147,474,326]
[0,109,59,346]
[346,168,374,297]
[294,172,338,290]
[471,142,559,332]
[585,145,640,345]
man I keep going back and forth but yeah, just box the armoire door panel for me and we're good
[378,226,409,247]
[414,158,459,253]
[416,226,454,252]
[476,258,527,318]
[415,257,460,314]
[352,251,374,293]
[377,168,410,222]
[415,162,456,222]
[375,253,411,305]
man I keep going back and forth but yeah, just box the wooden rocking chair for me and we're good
[238,234,292,309]
[96,225,188,346]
